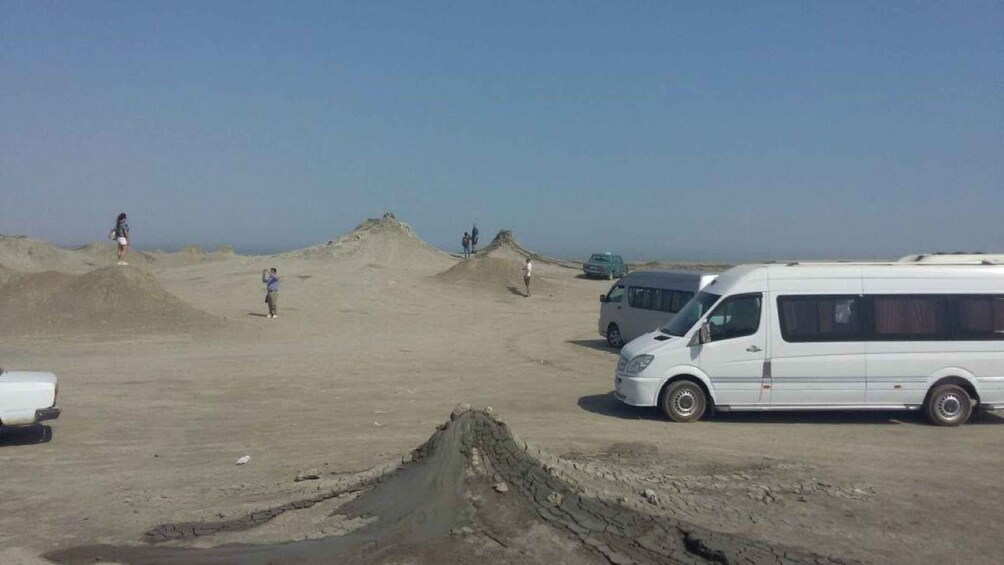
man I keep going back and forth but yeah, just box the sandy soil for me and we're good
[1,219,1002,564]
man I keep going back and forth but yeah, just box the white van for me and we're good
[614,263,1004,426]
[599,271,717,347]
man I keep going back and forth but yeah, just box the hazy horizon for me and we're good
[2,2,1001,262]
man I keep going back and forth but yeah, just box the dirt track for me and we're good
[1,226,1003,564]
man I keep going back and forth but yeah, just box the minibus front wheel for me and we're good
[606,324,625,348]
[925,384,973,426]
[659,379,707,423]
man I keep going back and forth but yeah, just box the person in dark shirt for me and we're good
[112,213,130,265]
[471,223,479,254]
[461,232,471,259]
[262,268,280,318]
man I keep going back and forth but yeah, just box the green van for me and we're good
[583,253,627,279]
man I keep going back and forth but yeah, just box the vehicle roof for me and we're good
[619,270,716,288]
[707,262,1004,295]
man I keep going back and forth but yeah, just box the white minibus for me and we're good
[614,263,1004,426]
[599,271,717,347]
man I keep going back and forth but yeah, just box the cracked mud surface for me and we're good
[47,409,852,565]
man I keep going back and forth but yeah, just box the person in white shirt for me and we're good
[522,258,532,297]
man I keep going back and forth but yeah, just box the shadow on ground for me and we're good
[567,339,618,354]
[0,424,53,446]
[578,391,1004,426]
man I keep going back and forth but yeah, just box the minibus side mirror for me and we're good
[689,322,712,347]
[599,294,607,303]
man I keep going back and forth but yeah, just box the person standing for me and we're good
[522,257,533,297]
[471,223,479,254]
[262,268,280,318]
[461,232,471,259]
[112,213,130,265]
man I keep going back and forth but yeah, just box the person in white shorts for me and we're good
[112,213,130,265]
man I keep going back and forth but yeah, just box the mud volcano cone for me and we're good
[48,407,851,565]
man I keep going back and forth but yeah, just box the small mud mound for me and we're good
[47,408,852,565]
[0,266,221,336]
[290,212,453,270]
[0,235,93,273]
[434,255,557,295]
[479,230,579,269]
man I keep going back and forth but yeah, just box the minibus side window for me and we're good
[951,296,1004,340]
[778,296,862,342]
[707,294,762,341]
[606,285,625,303]
[873,296,947,340]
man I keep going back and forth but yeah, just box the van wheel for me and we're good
[925,384,973,426]
[606,324,624,348]
[660,380,707,423]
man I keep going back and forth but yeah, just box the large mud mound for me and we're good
[0,266,221,336]
[289,212,453,269]
[480,230,579,269]
[48,408,851,565]
[0,235,93,273]
[434,255,557,295]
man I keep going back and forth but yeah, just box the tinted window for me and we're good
[952,296,1004,340]
[778,296,862,342]
[873,296,947,339]
[707,294,762,341]
[629,287,693,314]
[606,284,624,303]
[590,254,610,263]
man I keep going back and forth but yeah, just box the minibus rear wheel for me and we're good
[660,380,707,423]
[925,384,973,426]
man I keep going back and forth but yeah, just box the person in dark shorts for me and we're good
[522,257,532,297]
[471,223,479,254]
[262,268,280,318]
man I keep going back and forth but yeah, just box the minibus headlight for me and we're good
[617,356,628,372]
[625,355,654,375]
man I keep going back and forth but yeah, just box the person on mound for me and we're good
[461,232,471,259]
[262,268,280,319]
[471,223,479,254]
[522,257,533,297]
[111,213,130,265]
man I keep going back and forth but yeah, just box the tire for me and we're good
[925,384,973,426]
[660,380,707,423]
[606,324,625,348]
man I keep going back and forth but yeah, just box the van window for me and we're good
[606,284,624,303]
[778,296,862,342]
[952,296,1004,340]
[628,287,693,314]
[873,296,947,340]
[662,292,720,336]
[707,294,762,341]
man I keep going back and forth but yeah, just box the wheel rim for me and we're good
[673,389,698,418]
[936,393,964,422]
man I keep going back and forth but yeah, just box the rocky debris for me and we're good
[546,491,564,506]
[295,473,320,482]
[642,488,660,506]
[451,403,472,420]
[235,455,250,465]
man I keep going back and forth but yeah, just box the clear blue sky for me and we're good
[2,1,1001,261]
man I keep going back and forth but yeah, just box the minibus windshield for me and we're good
[661,291,721,336]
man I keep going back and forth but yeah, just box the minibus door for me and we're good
[695,293,769,406]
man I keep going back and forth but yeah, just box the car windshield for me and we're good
[661,291,721,336]
[590,254,610,263]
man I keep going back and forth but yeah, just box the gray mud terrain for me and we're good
[47,408,850,565]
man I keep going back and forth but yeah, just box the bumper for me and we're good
[614,373,662,407]
[35,406,60,422]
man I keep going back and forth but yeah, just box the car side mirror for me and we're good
[600,294,607,303]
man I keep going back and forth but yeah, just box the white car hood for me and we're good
[0,371,57,385]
